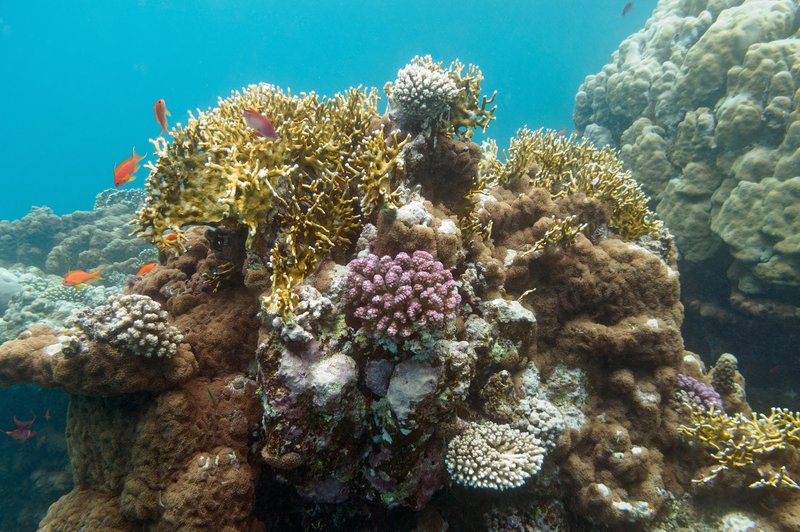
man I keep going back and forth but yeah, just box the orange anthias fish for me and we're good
[556,128,568,137]
[154,98,171,133]
[63,269,103,288]
[622,1,634,16]
[3,415,36,443]
[242,109,278,139]
[114,148,145,187]
[136,262,158,276]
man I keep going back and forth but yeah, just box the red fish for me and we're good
[3,415,36,442]
[556,128,568,137]
[63,269,103,288]
[136,262,158,276]
[3,428,35,443]
[242,109,278,139]
[165,233,178,242]
[154,98,171,133]
[114,148,146,187]
[13,415,35,429]
[622,1,634,16]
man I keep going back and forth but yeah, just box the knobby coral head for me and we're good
[343,250,460,338]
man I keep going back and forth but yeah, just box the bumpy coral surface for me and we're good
[64,294,183,358]
[676,373,723,411]
[574,0,800,313]
[445,421,545,489]
[342,250,460,338]
[385,55,496,140]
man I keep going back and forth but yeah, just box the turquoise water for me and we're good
[0,0,651,221]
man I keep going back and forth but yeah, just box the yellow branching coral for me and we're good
[133,83,408,314]
[679,405,800,490]
[384,55,497,141]
[480,128,662,240]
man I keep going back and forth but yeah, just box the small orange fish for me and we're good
[154,98,171,134]
[243,109,278,139]
[621,1,634,16]
[114,148,145,187]
[136,262,158,276]
[165,233,178,242]
[63,269,103,288]
[556,128,568,137]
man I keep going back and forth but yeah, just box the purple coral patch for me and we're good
[343,251,460,338]
[676,373,723,411]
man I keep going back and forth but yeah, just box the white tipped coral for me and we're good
[445,421,545,490]
[63,294,183,358]
[387,59,459,132]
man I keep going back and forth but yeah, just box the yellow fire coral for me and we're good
[479,128,662,241]
[679,405,800,490]
[133,83,407,313]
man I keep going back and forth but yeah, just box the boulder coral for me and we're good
[574,0,800,317]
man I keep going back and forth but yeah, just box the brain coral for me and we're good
[573,0,800,312]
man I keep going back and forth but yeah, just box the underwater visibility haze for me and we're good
[2,0,800,530]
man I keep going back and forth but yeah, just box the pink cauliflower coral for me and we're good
[343,251,461,338]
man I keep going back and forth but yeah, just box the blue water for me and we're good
[0,0,652,221]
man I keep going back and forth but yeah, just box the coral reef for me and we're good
[0,265,121,344]
[0,189,153,276]
[0,54,792,530]
[385,55,496,140]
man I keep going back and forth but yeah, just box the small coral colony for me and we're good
[2,54,798,529]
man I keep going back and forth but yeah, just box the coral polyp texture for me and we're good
[342,250,460,338]
[385,55,496,140]
[63,294,183,358]
[445,421,545,490]
[133,82,408,314]
[1,53,793,530]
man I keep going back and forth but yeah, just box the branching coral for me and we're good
[679,405,800,490]
[133,83,408,314]
[445,421,545,490]
[342,251,460,338]
[385,55,496,140]
[63,294,183,358]
[479,128,662,241]
[675,374,723,412]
